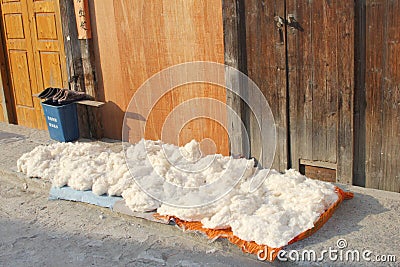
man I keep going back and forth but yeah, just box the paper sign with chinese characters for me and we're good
[73,0,92,39]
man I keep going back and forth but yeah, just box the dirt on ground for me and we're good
[0,172,267,267]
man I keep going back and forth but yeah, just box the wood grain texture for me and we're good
[287,0,354,184]
[365,0,400,192]
[59,0,90,138]
[353,0,367,187]
[244,0,287,170]
[92,0,228,154]
[300,159,336,170]
[79,38,102,139]
[90,0,123,139]
[336,0,354,185]
[381,0,400,192]
[59,0,85,92]
[1,0,39,128]
[300,164,336,183]
[73,0,92,39]
[222,0,248,157]
[59,0,101,139]
[287,0,314,170]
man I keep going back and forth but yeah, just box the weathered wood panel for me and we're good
[222,0,248,157]
[59,0,85,92]
[335,1,355,185]
[244,0,287,170]
[287,0,354,184]
[59,0,102,139]
[59,0,89,137]
[92,0,228,154]
[364,0,400,192]
[300,164,336,183]
[381,0,400,193]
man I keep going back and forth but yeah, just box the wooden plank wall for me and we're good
[90,0,228,154]
[362,0,400,192]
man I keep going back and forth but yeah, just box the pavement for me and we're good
[0,122,399,266]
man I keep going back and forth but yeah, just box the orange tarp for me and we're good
[155,187,354,262]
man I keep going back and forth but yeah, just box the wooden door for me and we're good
[244,0,354,183]
[244,0,287,171]
[0,0,67,129]
[286,0,354,183]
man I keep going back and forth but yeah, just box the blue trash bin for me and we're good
[41,100,79,142]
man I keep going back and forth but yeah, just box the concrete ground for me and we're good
[0,122,399,266]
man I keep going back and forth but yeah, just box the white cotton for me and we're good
[179,139,202,162]
[121,184,160,212]
[92,176,109,196]
[158,169,338,248]
[17,139,339,249]
[108,171,134,196]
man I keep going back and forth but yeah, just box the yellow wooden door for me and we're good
[1,0,67,129]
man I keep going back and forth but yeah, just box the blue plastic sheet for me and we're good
[49,186,122,209]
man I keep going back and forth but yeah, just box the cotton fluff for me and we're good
[158,169,338,248]
[17,139,339,248]
[16,140,156,211]
[179,139,202,162]
[17,142,108,190]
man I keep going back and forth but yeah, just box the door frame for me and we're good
[0,4,16,124]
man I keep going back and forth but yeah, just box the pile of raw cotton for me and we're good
[17,139,338,248]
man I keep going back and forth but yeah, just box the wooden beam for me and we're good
[58,0,102,139]
[299,159,337,170]
[79,37,102,139]
[300,164,336,183]
[75,100,104,108]
[58,0,85,92]
[222,0,248,157]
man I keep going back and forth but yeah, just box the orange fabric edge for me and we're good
[154,186,353,262]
